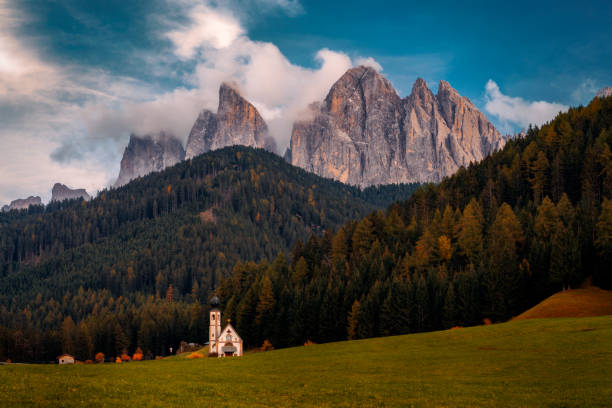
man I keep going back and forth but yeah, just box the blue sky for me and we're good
[1,0,611,203]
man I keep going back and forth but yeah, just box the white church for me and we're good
[209,295,243,357]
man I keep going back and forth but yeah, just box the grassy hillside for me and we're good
[1,316,611,407]
[514,286,612,320]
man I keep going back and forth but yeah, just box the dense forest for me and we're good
[0,147,417,362]
[216,95,612,349]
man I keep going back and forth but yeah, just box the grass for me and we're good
[514,286,612,320]
[1,317,612,407]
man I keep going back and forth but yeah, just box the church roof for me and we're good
[220,323,243,342]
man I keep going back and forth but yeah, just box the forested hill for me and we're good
[217,96,612,350]
[0,146,417,362]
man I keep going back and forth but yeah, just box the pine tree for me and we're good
[457,199,484,266]
[60,316,77,355]
[347,300,362,340]
[442,283,457,328]
[75,321,93,361]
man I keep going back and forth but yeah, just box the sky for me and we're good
[1,0,611,204]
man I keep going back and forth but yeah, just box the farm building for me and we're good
[58,354,75,364]
[209,296,243,357]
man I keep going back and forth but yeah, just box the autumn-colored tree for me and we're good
[60,316,77,356]
[535,197,558,242]
[414,229,436,267]
[347,300,362,340]
[352,217,375,255]
[330,227,349,265]
[132,347,144,361]
[166,284,174,303]
[457,199,484,265]
[95,352,105,363]
[437,235,453,263]
[260,340,274,351]
[292,257,309,284]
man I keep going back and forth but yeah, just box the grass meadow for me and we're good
[1,316,611,407]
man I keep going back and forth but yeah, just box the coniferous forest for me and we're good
[217,95,612,349]
[2,96,612,362]
[0,147,417,362]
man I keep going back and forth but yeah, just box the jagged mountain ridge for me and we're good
[114,132,186,187]
[185,83,274,159]
[1,196,42,212]
[288,66,505,187]
[114,69,504,189]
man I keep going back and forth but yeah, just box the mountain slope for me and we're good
[217,95,612,348]
[288,66,505,187]
[0,146,418,361]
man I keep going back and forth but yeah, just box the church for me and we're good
[209,296,243,357]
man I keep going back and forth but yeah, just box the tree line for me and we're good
[0,147,417,362]
[216,95,612,349]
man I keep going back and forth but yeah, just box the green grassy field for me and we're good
[1,317,611,407]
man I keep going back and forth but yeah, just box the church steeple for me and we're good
[209,296,222,356]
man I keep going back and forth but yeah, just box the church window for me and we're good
[212,315,215,321]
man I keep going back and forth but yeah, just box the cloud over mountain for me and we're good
[484,80,568,132]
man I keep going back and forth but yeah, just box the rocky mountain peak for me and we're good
[1,196,42,212]
[289,68,505,187]
[185,83,273,159]
[51,183,91,202]
[114,133,185,187]
[596,86,612,99]
[218,82,247,113]
[409,78,435,103]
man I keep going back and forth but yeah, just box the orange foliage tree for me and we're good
[132,347,144,361]
[95,352,105,363]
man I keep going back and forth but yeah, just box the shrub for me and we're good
[85,360,93,364]
[208,352,218,358]
[187,352,204,359]
[95,352,105,363]
[115,357,122,364]
[304,340,316,347]
[261,340,274,352]
[483,318,492,325]
[132,347,144,361]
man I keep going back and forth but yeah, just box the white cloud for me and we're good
[166,5,244,59]
[354,57,382,72]
[0,0,371,205]
[484,80,568,130]
[97,4,359,150]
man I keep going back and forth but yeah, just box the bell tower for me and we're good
[209,295,221,355]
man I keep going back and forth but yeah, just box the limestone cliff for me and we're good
[51,184,91,202]
[185,83,274,159]
[114,132,185,187]
[1,196,42,212]
[288,66,505,187]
